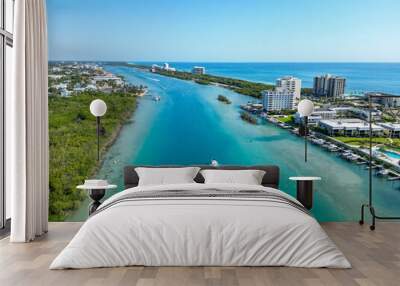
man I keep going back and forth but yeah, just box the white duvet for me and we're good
[50,183,351,269]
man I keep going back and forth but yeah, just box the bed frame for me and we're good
[124,165,280,189]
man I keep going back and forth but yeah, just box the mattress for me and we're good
[50,183,351,269]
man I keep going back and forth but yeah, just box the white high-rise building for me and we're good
[276,76,302,101]
[162,63,176,72]
[313,74,346,98]
[192,66,206,75]
[262,90,295,112]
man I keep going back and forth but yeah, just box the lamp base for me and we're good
[359,203,400,231]
[88,189,106,215]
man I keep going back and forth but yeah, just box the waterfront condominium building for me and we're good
[313,74,346,98]
[262,90,295,112]
[275,76,302,101]
[378,123,400,138]
[366,92,400,107]
[319,119,384,137]
[192,66,206,75]
[294,108,337,126]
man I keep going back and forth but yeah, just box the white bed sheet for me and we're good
[50,183,350,269]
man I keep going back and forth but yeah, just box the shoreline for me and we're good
[136,89,148,97]
[90,101,138,177]
[65,99,138,221]
[93,66,144,175]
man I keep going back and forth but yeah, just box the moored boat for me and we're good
[327,144,340,152]
[376,168,390,177]
[311,138,325,145]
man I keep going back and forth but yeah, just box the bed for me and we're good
[50,165,350,269]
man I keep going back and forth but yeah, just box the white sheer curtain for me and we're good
[8,0,49,242]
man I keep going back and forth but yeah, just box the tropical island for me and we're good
[153,68,272,98]
[240,112,258,125]
[48,62,143,221]
[217,94,232,104]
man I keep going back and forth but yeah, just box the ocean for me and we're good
[67,63,400,222]
[136,62,400,94]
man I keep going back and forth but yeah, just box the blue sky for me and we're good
[47,0,400,62]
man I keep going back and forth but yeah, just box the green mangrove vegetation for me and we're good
[217,94,232,104]
[240,112,258,125]
[49,91,137,221]
[155,69,272,98]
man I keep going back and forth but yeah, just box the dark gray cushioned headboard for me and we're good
[124,165,280,189]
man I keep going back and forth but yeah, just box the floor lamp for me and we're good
[360,94,400,230]
[90,99,107,161]
[298,99,315,162]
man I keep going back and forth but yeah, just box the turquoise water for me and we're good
[68,65,400,221]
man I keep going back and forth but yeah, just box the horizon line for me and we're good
[48,60,400,64]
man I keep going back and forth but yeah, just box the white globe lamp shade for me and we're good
[90,99,107,117]
[298,99,314,117]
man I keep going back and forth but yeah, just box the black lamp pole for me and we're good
[96,116,100,161]
[368,95,372,213]
[90,99,107,162]
[298,99,313,163]
[304,116,308,162]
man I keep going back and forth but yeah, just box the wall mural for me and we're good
[47,1,400,222]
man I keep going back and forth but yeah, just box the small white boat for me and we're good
[278,123,291,129]
[327,144,340,152]
[356,160,367,165]
[348,154,360,161]
[366,163,379,170]
[152,95,161,101]
[340,151,359,161]
[376,169,389,177]
[311,138,325,145]
[340,151,352,158]
[322,142,331,148]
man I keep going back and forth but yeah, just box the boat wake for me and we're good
[146,77,160,82]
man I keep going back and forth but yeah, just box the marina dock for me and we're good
[267,115,400,183]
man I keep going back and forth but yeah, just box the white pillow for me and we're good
[135,167,200,186]
[200,169,266,185]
